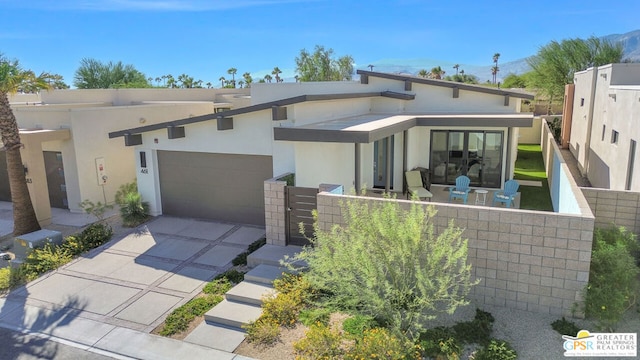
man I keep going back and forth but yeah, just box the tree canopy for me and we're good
[73,58,150,89]
[295,45,354,81]
[527,36,624,99]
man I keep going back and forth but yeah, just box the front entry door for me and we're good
[430,131,503,188]
[43,151,68,209]
[373,136,394,189]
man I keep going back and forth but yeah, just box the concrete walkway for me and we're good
[0,216,263,359]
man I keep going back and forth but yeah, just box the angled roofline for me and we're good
[357,70,535,100]
[108,91,414,138]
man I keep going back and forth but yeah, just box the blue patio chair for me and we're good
[448,175,471,203]
[492,179,520,208]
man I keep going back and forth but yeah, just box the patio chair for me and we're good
[448,175,471,203]
[405,171,433,201]
[492,179,520,208]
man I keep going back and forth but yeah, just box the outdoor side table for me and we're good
[475,189,488,206]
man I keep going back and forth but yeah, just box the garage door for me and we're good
[0,152,10,202]
[157,151,273,225]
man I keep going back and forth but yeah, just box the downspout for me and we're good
[403,130,408,194]
[583,67,599,176]
[385,136,391,193]
[354,143,361,194]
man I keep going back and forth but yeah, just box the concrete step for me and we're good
[183,322,246,353]
[247,244,304,268]
[244,264,289,285]
[225,281,276,306]
[204,299,262,329]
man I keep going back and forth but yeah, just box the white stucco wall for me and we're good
[294,142,355,191]
[250,81,367,104]
[570,64,640,191]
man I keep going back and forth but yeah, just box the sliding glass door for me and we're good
[430,130,503,187]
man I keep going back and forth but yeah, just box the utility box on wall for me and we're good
[12,229,63,264]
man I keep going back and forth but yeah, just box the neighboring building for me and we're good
[108,71,534,226]
[3,88,250,225]
[565,63,640,191]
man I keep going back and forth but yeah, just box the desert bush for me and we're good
[115,180,138,205]
[346,327,418,360]
[299,307,331,327]
[294,322,343,359]
[202,278,233,295]
[419,326,460,360]
[79,199,113,222]
[584,226,639,330]
[0,267,11,291]
[232,251,249,266]
[551,317,580,336]
[247,237,266,253]
[22,243,73,280]
[119,192,150,227]
[159,295,223,336]
[342,314,377,338]
[452,308,494,345]
[214,269,245,283]
[472,339,517,360]
[244,317,281,345]
[261,291,304,327]
[291,199,477,338]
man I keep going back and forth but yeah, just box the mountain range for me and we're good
[358,29,640,83]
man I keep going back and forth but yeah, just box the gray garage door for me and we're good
[157,151,272,225]
[0,152,10,202]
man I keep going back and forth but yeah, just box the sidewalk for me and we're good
[0,215,260,360]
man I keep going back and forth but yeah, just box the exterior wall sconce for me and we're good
[23,164,28,174]
[139,117,146,124]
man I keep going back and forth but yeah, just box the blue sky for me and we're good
[1,0,639,87]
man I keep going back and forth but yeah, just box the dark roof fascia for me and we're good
[357,70,535,100]
[108,91,412,139]
[415,115,533,127]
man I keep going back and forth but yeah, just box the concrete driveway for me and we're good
[0,216,263,359]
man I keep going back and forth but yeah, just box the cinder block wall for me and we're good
[264,176,288,246]
[317,193,595,317]
[581,188,640,235]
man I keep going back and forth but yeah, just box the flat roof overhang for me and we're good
[273,113,534,143]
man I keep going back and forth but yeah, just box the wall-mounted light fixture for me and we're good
[139,117,146,124]
[23,164,28,174]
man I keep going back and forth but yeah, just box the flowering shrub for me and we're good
[346,327,418,360]
[293,322,343,359]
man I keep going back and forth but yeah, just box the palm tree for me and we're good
[219,76,226,88]
[0,54,49,235]
[264,74,272,83]
[161,75,167,86]
[453,64,460,75]
[491,66,499,85]
[367,64,374,71]
[294,75,299,83]
[429,66,445,79]
[492,53,500,84]
[154,77,161,86]
[418,69,428,78]
[460,69,465,75]
[238,80,245,88]
[205,82,212,88]
[272,67,282,83]
[242,72,253,88]
[227,68,237,88]
[166,75,175,88]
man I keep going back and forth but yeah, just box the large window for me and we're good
[430,130,503,188]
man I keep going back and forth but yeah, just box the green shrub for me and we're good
[159,295,223,336]
[247,237,266,253]
[551,317,580,336]
[293,322,343,359]
[202,278,233,295]
[419,326,460,360]
[244,317,281,345]
[214,269,245,283]
[584,226,640,330]
[273,273,314,304]
[293,199,477,338]
[115,181,138,205]
[0,267,10,291]
[78,223,114,250]
[119,192,150,227]
[473,339,517,360]
[22,243,73,280]
[231,251,249,266]
[79,199,113,222]
[262,291,304,327]
[299,307,331,327]
[342,314,377,338]
[452,308,494,345]
[346,327,417,360]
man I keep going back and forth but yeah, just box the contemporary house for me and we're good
[3,89,250,225]
[564,63,640,191]
[108,71,535,226]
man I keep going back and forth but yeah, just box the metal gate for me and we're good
[285,186,318,246]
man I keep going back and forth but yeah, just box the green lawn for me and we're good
[513,144,554,212]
